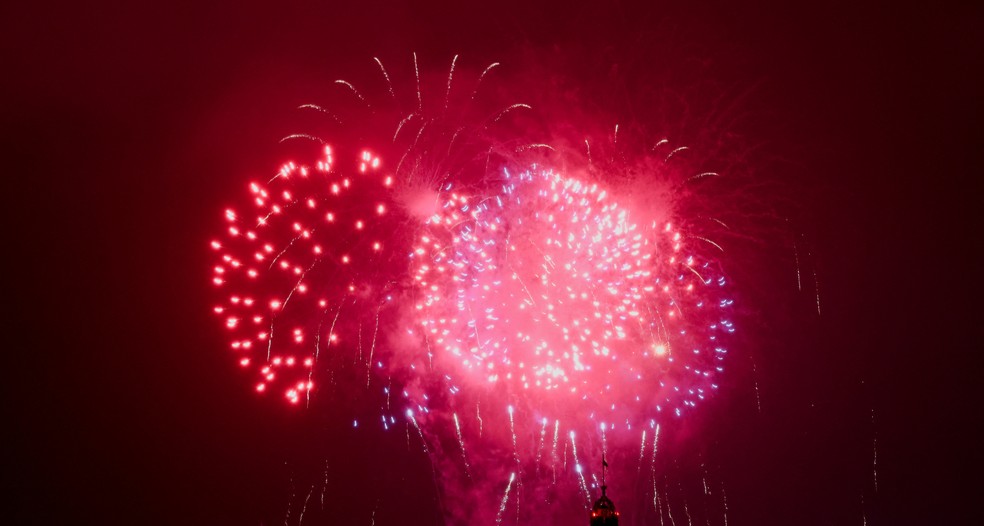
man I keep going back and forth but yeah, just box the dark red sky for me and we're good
[2,1,980,524]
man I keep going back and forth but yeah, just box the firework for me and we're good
[210,146,404,404]
[209,55,521,406]
[400,162,732,524]
[210,56,736,524]
[409,166,732,424]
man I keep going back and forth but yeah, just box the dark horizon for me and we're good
[3,1,980,524]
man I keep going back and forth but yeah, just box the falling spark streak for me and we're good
[685,263,707,283]
[654,480,665,526]
[665,480,677,526]
[813,263,822,315]
[445,55,458,111]
[700,463,711,526]
[700,462,711,497]
[472,62,501,100]
[570,431,590,504]
[681,488,693,526]
[279,133,325,144]
[872,437,878,490]
[393,113,416,142]
[385,376,392,412]
[495,471,516,524]
[320,461,329,509]
[665,146,690,162]
[551,420,560,484]
[453,413,472,478]
[751,358,762,413]
[637,429,648,475]
[508,406,519,464]
[365,305,381,388]
[516,143,556,152]
[507,261,537,306]
[686,172,720,183]
[793,238,803,291]
[650,424,661,477]
[334,80,368,106]
[514,473,523,526]
[318,305,343,364]
[357,322,364,364]
[872,408,878,492]
[569,431,581,470]
[808,247,821,315]
[493,103,531,123]
[476,402,483,438]
[373,57,396,101]
[397,120,429,180]
[447,127,466,157]
[693,236,724,252]
[407,410,429,454]
[535,418,548,473]
[298,485,313,526]
[576,465,590,507]
[296,104,342,123]
[284,474,295,526]
[710,217,730,229]
[495,472,516,526]
[413,52,422,110]
[265,321,275,362]
[721,486,728,526]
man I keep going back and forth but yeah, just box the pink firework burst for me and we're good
[396,159,735,525]
[410,166,732,424]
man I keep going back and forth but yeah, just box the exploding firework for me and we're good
[210,55,525,408]
[398,162,733,524]
[210,146,404,404]
[210,56,737,525]
[410,167,731,417]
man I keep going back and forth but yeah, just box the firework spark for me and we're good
[496,471,516,526]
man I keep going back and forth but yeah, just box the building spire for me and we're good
[601,454,608,494]
[590,456,619,525]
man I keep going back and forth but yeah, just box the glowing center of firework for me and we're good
[413,168,728,410]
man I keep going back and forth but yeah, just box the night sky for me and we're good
[3,1,981,524]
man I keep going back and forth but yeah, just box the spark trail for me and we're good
[496,472,516,526]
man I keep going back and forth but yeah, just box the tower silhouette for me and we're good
[590,456,619,525]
